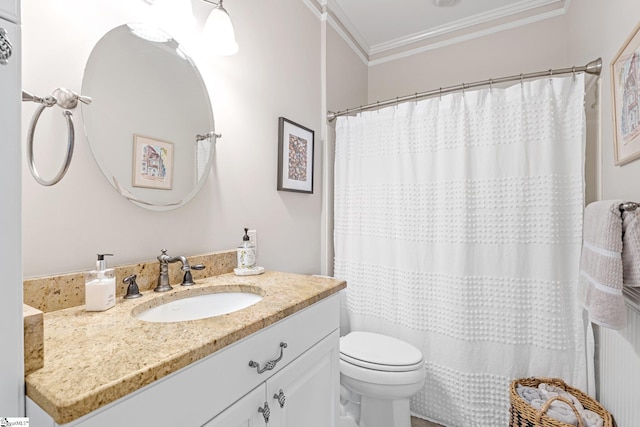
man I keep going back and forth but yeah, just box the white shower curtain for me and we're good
[334,75,587,426]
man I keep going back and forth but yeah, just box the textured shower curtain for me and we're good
[334,75,587,426]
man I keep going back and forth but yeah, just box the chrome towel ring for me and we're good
[22,88,92,186]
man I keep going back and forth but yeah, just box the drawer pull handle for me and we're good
[274,389,286,408]
[0,28,12,65]
[258,401,271,423]
[249,342,287,374]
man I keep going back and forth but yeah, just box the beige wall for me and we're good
[368,16,568,104]
[326,24,368,115]
[22,0,322,277]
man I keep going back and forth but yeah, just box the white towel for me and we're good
[516,385,546,403]
[578,201,627,329]
[579,409,604,427]
[538,383,584,410]
[622,208,640,287]
[531,398,578,426]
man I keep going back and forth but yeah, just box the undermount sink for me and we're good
[134,292,263,323]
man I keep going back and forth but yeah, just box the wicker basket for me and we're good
[509,377,613,427]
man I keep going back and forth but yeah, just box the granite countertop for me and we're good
[25,271,345,425]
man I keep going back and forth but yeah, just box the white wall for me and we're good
[22,0,322,277]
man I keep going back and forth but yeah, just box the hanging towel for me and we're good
[622,208,640,287]
[578,201,626,329]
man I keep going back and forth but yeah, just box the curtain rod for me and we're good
[327,57,602,122]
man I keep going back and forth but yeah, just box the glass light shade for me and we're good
[203,5,239,56]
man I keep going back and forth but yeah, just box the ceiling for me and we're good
[323,0,570,64]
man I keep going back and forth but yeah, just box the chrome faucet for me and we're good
[154,249,205,292]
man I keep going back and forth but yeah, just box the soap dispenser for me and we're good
[85,253,116,311]
[237,228,256,270]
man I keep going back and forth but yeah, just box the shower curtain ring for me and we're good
[572,66,576,81]
[439,88,442,100]
[489,79,493,92]
[520,74,524,87]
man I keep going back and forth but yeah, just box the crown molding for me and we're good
[369,0,564,55]
[304,0,570,67]
[367,5,567,66]
[324,0,370,54]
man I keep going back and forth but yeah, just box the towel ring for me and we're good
[23,88,91,186]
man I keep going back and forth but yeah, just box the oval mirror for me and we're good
[81,23,216,211]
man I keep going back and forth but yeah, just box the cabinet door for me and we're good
[0,0,19,23]
[267,330,340,427]
[204,385,267,427]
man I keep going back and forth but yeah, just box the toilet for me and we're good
[339,331,426,427]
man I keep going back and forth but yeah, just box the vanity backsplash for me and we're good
[24,250,236,313]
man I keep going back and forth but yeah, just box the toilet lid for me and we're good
[340,331,424,372]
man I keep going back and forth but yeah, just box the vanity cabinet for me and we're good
[26,293,340,427]
[205,330,338,427]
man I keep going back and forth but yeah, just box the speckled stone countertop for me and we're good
[25,271,345,425]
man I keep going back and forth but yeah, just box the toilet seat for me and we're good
[339,331,424,373]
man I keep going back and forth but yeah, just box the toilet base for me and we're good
[359,395,411,427]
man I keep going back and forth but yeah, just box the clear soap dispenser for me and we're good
[85,253,116,311]
[237,228,256,270]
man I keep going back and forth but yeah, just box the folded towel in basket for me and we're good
[622,208,640,287]
[531,399,578,426]
[578,201,627,329]
[538,383,584,410]
[516,385,546,403]
[579,409,604,427]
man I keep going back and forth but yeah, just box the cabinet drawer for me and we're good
[0,0,19,23]
[60,294,340,426]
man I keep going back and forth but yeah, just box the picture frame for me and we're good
[611,21,640,165]
[132,135,174,190]
[277,117,315,193]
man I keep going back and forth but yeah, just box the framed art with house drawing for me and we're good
[611,21,640,165]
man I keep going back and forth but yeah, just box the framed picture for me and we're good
[277,117,314,193]
[132,135,174,190]
[611,22,640,165]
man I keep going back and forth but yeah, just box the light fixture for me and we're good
[202,0,239,56]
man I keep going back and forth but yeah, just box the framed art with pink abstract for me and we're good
[277,117,314,193]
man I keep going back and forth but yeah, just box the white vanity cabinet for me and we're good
[26,293,340,427]
[205,330,339,427]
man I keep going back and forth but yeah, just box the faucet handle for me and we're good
[181,264,205,286]
[123,274,143,299]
